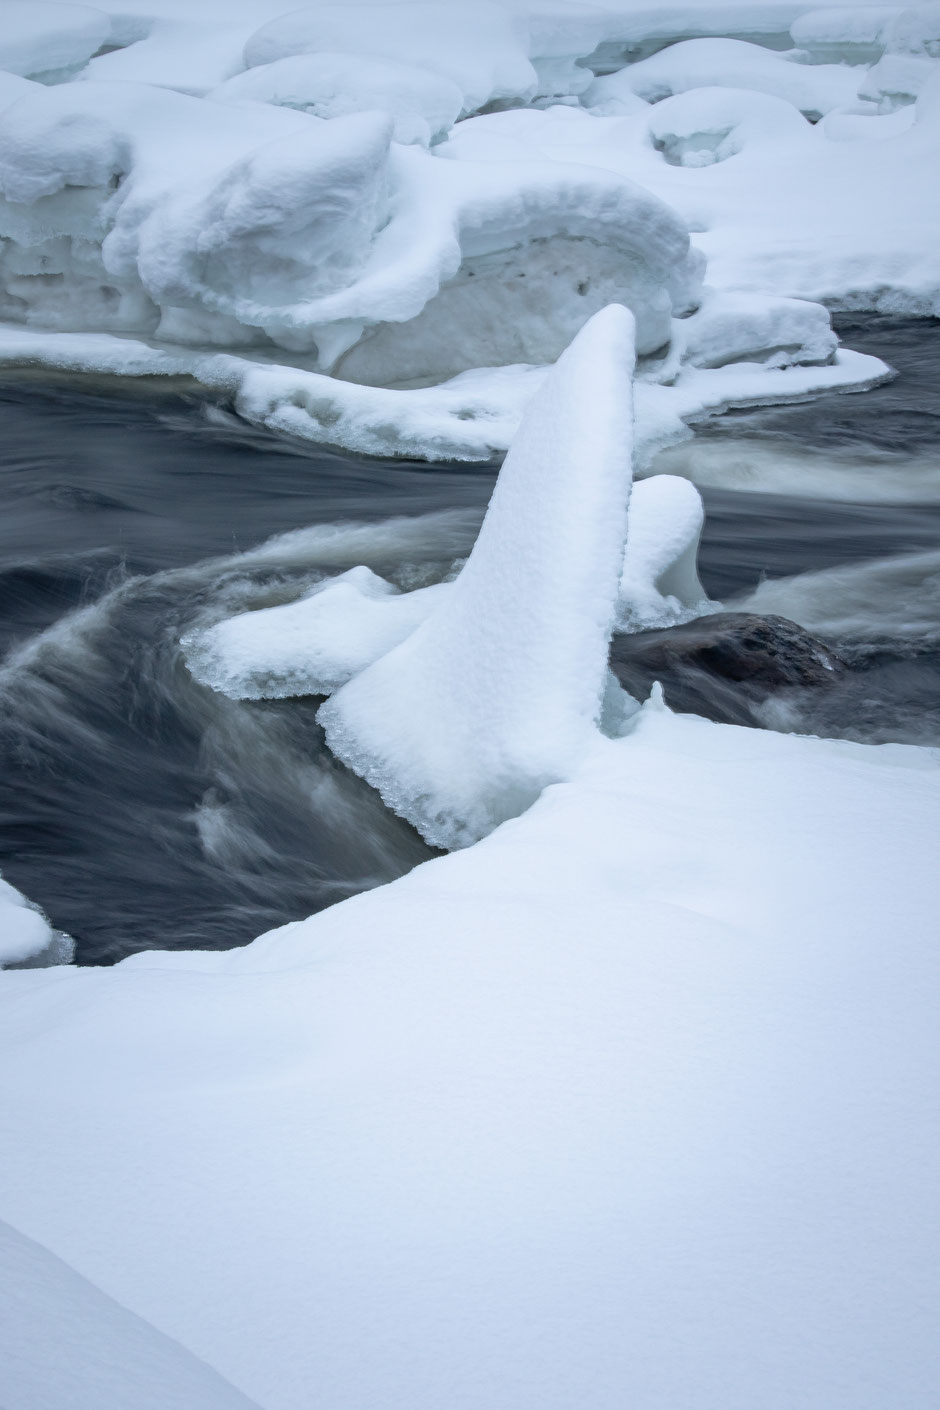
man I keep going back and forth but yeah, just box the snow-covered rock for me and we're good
[618,36,864,116]
[183,566,448,700]
[0,1,109,80]
[209,52,463,146]
[616,474,710,629]
[319,304,636,848]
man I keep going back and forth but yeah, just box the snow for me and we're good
[0,2,109,80]
[243,2,538,116]
[0,875,55,967]
[0,1216,261,1408]
[319,305,636,848]
[209,53,463,146]
[617,36,864,115]
[183,566,448,700]
[0,705,938,1410]
[616,474,710,628]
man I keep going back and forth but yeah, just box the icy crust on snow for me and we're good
[0,1217,261,1409]
[1,708,938,1410]
[319,306,636,849]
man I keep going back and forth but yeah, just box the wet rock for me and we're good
[610,611,845,725]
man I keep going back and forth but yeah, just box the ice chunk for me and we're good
[243,3,537,117]
[621,36,864,116]
[0,2,109,80]
[209,52,463,146]
[0,1218,261,1408]
[183,567,447,700]
[616,475,710,630]
[319,305,636,848]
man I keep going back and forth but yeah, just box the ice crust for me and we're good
[319,305,636,848]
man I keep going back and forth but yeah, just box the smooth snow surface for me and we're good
[319,305,636,847]
[0,707,938,1410]
[0,1217,262,1409]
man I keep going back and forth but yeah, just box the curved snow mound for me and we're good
[0,873,72,968]
[0,1218,261,1409]
[617,476,711,631]
[676,289,837,367]
[647,86,811,167]
[184,567,447,701]
[0,1,109,80]
[319,305,637,849]
[622,36,863,116]
[209,52,462,146]
[243,2,536,116]
[0,78,701,375]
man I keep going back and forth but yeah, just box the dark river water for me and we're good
[0,316,938,964]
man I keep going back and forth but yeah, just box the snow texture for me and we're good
[319,304,636,847]
[0,1217,261,1409]
[0,2,110,80]
[183,567,447,700]
[0,705,938,1410]
[0,875,55,967]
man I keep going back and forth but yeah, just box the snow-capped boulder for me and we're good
[319,305,637,848]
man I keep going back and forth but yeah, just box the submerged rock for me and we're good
[610,611,845,725]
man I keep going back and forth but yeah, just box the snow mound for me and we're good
[676,289,837,366]
[0,873,72,968]
[0,1217,261,1409]
[617,475,710,630]
[243,2,537,117]
[183,567,447,700]
[209,52,462,146]
[0,2,109,80]
[319,305,636,848]
[646,86,811,166]
[622,36,864,116]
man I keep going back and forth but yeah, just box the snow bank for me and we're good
[620,36,864,116]
[0,2,109,80]
[209,52,462,146]
[616,474,710,629]
[0,705,938,1410]
[0,1217,261,1409]
[183,567,447,700]
[790,6,899,63]
[319,305,636,848]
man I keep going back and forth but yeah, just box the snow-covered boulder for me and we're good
[645,86,812,166]
[209,52,463,146]
[620,36,864,116]
[319,305,636,848]
[183,567,448,700]
[0,873,72,968]
[0,1,109,80]
[616,475,711,630]
[789,6,899,63]
[243,2,537,117]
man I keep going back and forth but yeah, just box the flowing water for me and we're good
[0,316,937,964]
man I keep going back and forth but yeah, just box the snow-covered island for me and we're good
[0,2,939,1407]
